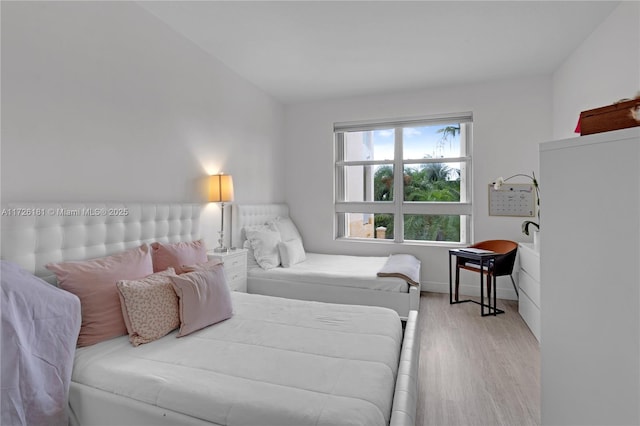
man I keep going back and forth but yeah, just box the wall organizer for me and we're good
[488,183,536,217]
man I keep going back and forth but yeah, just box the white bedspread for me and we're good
[250,252,409,292]
[1,261,81,426]
[72,292,402,426]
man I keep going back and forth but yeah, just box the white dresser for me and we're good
[518,243,540,342]
[207,249,248,293]
[540,127,640,425]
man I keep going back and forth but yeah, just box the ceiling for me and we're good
[139,1,619,104]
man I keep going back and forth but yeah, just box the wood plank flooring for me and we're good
[415,292,540,426]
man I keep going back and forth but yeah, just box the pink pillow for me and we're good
[169,264,233,337]
[46,244,153,347]
[180,258,223,273]
[151,240,208,274]
[116,268,179,346]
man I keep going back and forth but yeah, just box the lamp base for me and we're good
[212,246,229,253]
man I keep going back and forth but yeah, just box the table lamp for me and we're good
[209,174,234,252]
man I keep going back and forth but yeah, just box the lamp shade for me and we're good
[209,174,234,203]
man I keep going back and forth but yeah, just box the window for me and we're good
[334,113,472,243]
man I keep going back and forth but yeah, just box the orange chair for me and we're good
[455,240,518,302]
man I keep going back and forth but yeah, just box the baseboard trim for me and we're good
[420,280,519,301]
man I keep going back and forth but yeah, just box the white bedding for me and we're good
[72,292,403,426]
[249,253,409,293]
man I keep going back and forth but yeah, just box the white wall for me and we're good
[1,2,285,248]
[552,1,640,140]
[544,3,640,424]
[284,76,552,297]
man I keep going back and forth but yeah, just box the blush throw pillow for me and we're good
[278,239,307,268]
[170,265,233,337]
[245,228,281,269]
[151,240,208,274]
[116,268,179,346]
[180,258,224,273]
[46,244,153,347]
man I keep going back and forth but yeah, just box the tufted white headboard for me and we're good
[1,203,204,284]
[231,204,289,249]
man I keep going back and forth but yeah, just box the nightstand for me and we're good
[207,249,248,293]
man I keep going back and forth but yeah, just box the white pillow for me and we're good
[278,239,306,268]
[242,224,270,269]
[267,217,302,242]
[242,240,260,269]
[241,224,271,244]
[245,228,282,269]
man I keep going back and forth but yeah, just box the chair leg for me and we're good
[510,274,518,297]
[455,265,460,302]
[487,273,492,297]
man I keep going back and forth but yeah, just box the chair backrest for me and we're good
[471,239,518,276]
[471,239,517,254]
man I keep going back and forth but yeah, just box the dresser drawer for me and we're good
[207,249,248,293]
[519,289,540,342]
[222,253,246,270]
[518,243,541,342]
[519,269,540,308]
[223,265,246,280]
[519,249,540,282]
[224,267,247,292]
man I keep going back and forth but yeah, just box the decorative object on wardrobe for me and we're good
[577,95,640,136]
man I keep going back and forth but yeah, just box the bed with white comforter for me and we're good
[249,252,409,292]
[72,292,402,426]
[1,202,419,426]
[233,204,421,319]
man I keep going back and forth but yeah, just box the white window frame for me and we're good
[334,112,473,244]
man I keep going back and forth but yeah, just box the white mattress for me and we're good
[72,292,403,426]
[249,253,409,293]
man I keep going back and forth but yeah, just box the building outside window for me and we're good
[334,113,473,244]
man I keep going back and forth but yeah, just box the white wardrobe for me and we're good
[540,127,640,425]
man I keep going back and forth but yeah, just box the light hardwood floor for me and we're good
[415,292,540,426]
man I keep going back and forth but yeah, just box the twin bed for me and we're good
[232,204,421,320]
[1,202,420,426]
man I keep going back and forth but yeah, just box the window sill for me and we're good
[335,237,468,249]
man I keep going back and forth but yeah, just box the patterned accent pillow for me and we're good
[245,228,282,269]
[116,268,180,346]
[243,240,260,269]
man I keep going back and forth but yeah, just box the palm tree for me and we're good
[437,125,460,140]
[424,162,451,182]
[373,165,394,201]
[437,124,461,151]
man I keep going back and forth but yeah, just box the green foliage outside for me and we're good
[373,125,463,242]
